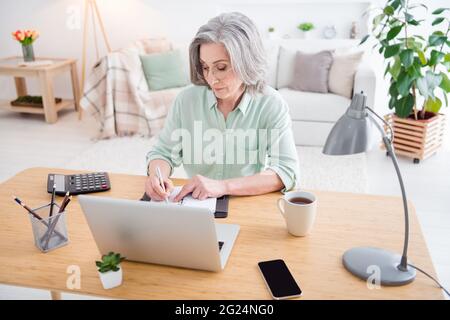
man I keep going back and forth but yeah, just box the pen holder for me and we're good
[29,203,69,253]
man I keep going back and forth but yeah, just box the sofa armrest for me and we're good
[354,64,377,110]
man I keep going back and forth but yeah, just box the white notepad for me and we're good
[151,186,217,214]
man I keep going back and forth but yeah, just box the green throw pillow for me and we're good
[140,50,189,91]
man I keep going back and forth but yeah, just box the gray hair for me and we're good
[189,12,267,95]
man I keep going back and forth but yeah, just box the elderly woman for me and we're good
[145,12,299,202]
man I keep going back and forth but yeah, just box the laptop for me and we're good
[78,195,240,272]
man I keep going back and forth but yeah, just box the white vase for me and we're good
[98,265,123,289]
[300,31,311,39]
[268,32,279,40]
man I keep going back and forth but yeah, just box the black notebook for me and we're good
[140,192,229,218]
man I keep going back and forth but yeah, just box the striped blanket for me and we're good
[80,38,185,139]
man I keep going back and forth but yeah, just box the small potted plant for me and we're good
[297,22,314,39]
[11,29,39,62]
[96,251,125,289]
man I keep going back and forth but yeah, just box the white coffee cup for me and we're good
[277,191,317,237]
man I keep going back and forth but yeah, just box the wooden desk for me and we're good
[0,167,443,299]
[0,57,80,123]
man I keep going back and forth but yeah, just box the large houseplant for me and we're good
[361,0,449,162]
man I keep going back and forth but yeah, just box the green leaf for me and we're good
[424,97,442,113]
[417,50,427,65]
[400,49,414,67]
[432,17,445,26]
[359,34,370,45]
[432,31,445,36]
[389,81,399,97]
[427,71,443,91]
[405,12,414,22]
[384,62,391,77]
[372,13,385,31]
[439,72,450,93]
[443,90,449,107]
[429,50,445,66]
[385,44,401,58]
[389,96,397,110]
[406,37,422,50]
[444,53,450,71]
[395,94,415,118]
[396,71,413,96]
[406,61,421,79]
[432,8,449,15]
[429,34,447,47]
[386,25,403,40]
[416,77,429,99]
[389,56,402,80]
[384,5,395,16]
[391,0,401,10]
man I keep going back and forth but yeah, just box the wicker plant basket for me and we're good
[383,112,446,163]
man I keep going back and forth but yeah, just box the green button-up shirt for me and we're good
[146,85,299,192]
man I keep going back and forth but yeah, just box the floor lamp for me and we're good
[322,92,416,286]
[80,0,112,119]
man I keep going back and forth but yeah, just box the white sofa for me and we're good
[262,39,377,146]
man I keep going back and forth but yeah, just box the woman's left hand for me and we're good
[173,175,228,201]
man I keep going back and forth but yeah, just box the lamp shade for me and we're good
[322,92,370,155]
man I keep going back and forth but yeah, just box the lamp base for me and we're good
[343,247,416,286]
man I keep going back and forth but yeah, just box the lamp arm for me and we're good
[367,112,410,271]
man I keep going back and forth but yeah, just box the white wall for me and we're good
[0,0,448,117]
[0,0,371,100]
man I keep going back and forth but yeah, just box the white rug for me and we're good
[63,136,368,193]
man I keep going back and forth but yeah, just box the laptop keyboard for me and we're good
[218,241,224,251]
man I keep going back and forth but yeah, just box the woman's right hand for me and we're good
[145,175,174,201]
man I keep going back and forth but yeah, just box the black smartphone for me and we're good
[258,259,302,300]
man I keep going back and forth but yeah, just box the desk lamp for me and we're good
[322,92,416,286]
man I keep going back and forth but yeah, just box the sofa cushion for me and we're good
[140,50,189,91]
[289,50,333,93]
[276,40,358,89]
[278,88,350,122]
[328,51,363,98]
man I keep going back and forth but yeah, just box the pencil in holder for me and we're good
[29,203,69,253]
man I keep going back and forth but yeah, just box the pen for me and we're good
[49,183,56,217]
[59,191,70,213]
[13,196,44,221]
[156,166,169,203]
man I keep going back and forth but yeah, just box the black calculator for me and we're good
[47,172,111,196]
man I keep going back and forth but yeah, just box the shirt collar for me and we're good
[206,87,252,116]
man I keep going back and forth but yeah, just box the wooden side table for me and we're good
[0,57,81,123]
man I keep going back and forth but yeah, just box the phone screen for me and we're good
[258,259,302,299]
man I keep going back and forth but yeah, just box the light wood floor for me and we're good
[0,108,448,299]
